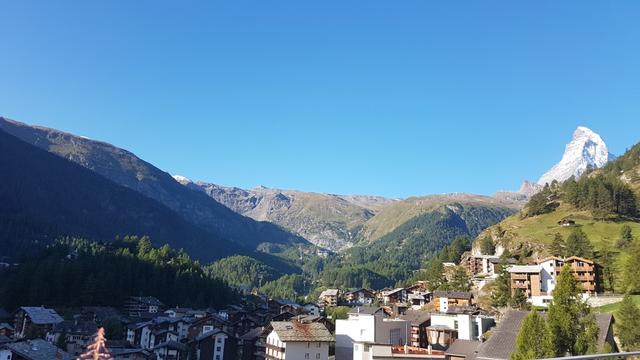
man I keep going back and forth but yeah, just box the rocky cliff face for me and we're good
[538,126,615,185]
[184,182,395,251]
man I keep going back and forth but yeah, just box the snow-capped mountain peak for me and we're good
[538,126,615,185]
[172,174,193,185]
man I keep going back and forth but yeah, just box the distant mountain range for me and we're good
[0,117,306,254]
[0,116,619,265]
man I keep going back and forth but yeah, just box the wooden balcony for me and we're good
[512,282,529,289]
[575,274,595,281]
[511,274,529,280]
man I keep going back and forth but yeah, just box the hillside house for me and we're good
[335,307,408,360]
[195,329,237,360]
[14,307,63,339]
[431,292,473,313]
[124,296,164,318]
[318,289,340,308]
[0,339,73,360]
[266,321,333,360]
[344,288,376,306]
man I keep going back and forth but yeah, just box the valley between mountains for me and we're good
[1,116,637,300]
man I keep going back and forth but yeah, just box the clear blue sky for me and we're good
[1,1,639,198]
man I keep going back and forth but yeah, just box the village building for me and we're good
[46,319,97,356]
[266,321,333,360]
[0,339,73,360]
[335,307,409,360]
[465,255,501,277]
[318,289,340,308]
[381,288,408,305]
[238,327,268,360]
[399,311,431,348]
[13,307,63,339]
[124,296,164,318]
[195,328,237,360]
[427,312,494,350]
[303,303,321,317]
[508,256,598,307]
[431,292,473,313]
[344,289,376,306]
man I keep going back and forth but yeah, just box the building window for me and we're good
[305,353,310,359]
[307,342,310,348]
[216,346,221,352]
[354,344,358,351]
[454,320,459,330]
[317,342,321,348]
[316,353,321,359]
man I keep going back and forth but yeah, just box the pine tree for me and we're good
[618,225,634,248]
[448,266,470,292]
[491,257,511,308]
[565,228,593,258]
[510,289,529,311]
[546,264,593,356]
[598,246,615,292]
[511,311,549,360]
[550,233,566,257]
[480,236,496,255]
[623,240,640,293]
[616,294,640,350]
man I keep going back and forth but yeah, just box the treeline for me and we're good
[526,174,637,218]
[0,236,237,311]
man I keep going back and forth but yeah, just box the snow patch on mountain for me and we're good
[172,175,193,185]
[538,126,615,185]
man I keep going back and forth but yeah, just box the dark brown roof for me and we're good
[596,313,614,350]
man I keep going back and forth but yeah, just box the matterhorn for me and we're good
[538,126,615,185]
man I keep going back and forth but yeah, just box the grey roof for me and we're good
[20,307,64,325]
[446,339,481,359]
[3,339,73,360]
[475,311,615,360]
[596,313,614,350]
[399,310,431,325]
[109,347,152,356]
[475,310,528,360]
[240,327,265,340]
[0,322,13,330]
[196,328,232,341]
[347,307,385,315]
[506,265,541,273]
[432,291,473,300]
[271,321,334,342]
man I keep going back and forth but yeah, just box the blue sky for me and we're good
[1,1,639,198]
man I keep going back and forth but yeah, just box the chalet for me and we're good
[303,303,321,317]
[344,288,376,306]
[466,255,500,276]
[431,292,473,313]
[382,288,408,305]
[318,289,340,307]
[399,310,431,348]
[195,329,237,360]
[124,296,164,318]
[13,307,63,339]
[238,327,268,360]
[266,321,333,360]
[46,319,97,356]
[0,339,73,360]
[508,256,598,306]
[188,314,232,341]
[152,341,187,360]
[408,292,431,310]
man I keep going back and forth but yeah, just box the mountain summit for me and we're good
[538,126,615,185]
